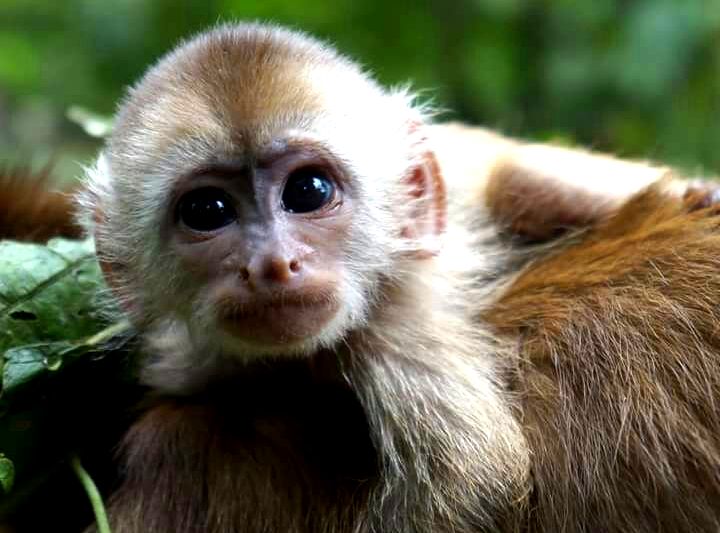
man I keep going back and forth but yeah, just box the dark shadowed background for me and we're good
[1,0,719,182]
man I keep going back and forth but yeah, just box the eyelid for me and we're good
[283,160,345,194]
[169,174,238,212]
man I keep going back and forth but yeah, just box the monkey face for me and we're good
[164,141,362,354]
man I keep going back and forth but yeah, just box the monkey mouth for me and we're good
[217,296,339,346]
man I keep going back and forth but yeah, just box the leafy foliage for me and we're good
[0,455,13,495]
[0,238,134,520]
[1,239,105,393]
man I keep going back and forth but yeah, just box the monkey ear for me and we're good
[401,149,448,258]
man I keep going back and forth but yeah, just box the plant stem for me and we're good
[71,455,111,533]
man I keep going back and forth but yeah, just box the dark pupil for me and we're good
[177,187,236,231]
[282,168,334,213]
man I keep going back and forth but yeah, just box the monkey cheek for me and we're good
[218,300,341,348]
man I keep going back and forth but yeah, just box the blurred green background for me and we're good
[1,0,719,182]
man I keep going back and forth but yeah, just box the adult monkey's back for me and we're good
[486,184,720,532]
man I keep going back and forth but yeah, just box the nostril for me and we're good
[289,259,301,273]
[239,267,250,281]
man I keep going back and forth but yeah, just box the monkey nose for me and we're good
[244,254,302,286]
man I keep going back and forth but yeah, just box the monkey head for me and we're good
[79,24,446,368]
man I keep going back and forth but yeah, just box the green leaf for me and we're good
[0,455,14,495]
[0,237,133,510]
[0,237,114,398]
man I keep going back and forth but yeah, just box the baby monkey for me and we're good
[78,23,716,532]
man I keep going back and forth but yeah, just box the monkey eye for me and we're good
[281,167,335,214]
[176,187,237,231]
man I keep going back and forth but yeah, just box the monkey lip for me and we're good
[218,295,339,345]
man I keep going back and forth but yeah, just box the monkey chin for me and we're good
[216,299,345,357]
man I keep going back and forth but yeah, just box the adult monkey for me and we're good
[63,22,720,532]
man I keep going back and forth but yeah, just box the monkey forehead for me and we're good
[108,23,409,164]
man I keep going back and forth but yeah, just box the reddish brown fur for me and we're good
[106,358,377,532]
[486,185,720,531]
[0,168,81,242]
[431,122,672,241]
[484,160,620,240]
